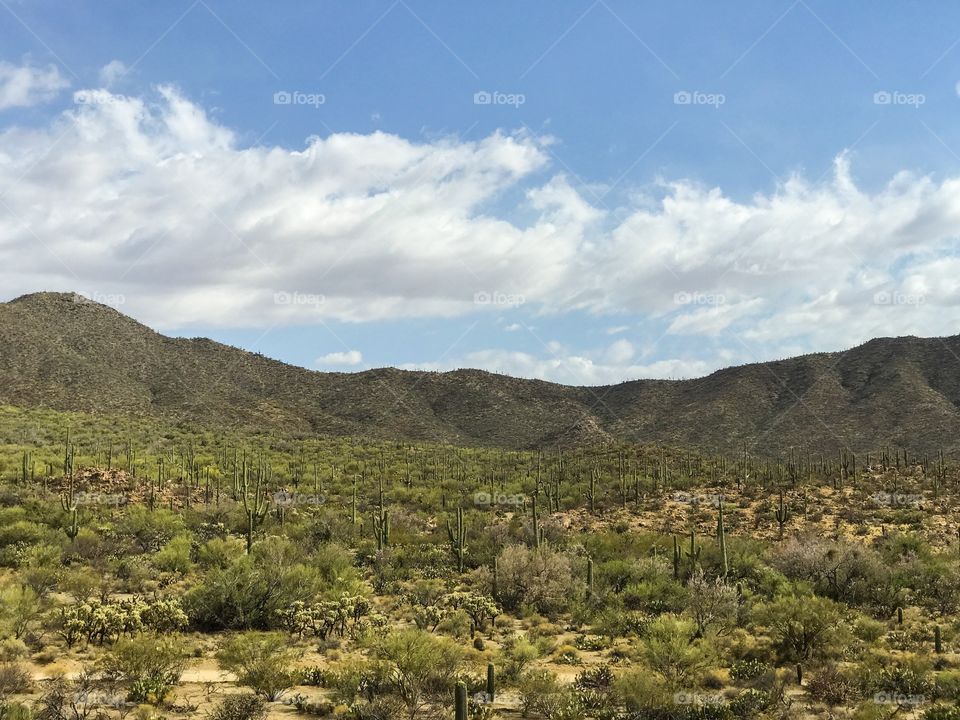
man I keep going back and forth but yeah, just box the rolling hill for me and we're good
[1,291,959,455]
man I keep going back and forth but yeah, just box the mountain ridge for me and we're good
[2,291,958,454]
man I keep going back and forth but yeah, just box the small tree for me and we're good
[686,570,737,637]
[99,635,185,705]
[756,593,844,662]
[640,616,713,688]
[375,629,463,720]
[216,632,302,701]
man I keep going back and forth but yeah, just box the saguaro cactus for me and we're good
[531,494,541,549]
[717,496,729,577]
[241,463,268,553]
[586,557,594,599]
[685,530,701,567]
[372,476,390,549]
[486,662,495,702]
[775,491,790,540]
[60,475,80,540]
[672,535,681,579]
[446,506,467,572]
[455,682,467,720]
[935,625,943,654]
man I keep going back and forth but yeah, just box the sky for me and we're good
[2,0,960,385]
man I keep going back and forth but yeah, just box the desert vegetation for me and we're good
[0,405,959,719]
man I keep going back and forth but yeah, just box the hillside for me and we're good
[1,291,959,454]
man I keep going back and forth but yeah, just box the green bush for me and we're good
[207,693,267,720]
[216,632,302,701]
[98,634,186,705]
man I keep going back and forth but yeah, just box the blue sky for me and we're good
[2,1,960,384]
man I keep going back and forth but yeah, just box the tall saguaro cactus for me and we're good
[717,496,729,577]
[447,506,467,572]
[775,491,790,540]
[60,475,80,540]
[372,475,390,549]
[241,460,268,553]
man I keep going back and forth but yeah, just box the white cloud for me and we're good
[316,350,363,366]
[504,323,522,331]
[605,338,634,364]
[98,60,128,87]
[2,85,960,382]
[402,347,711,384]
[605,325,629,335]
[0,61,69,110]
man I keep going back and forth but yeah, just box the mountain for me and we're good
[1,292,959,455]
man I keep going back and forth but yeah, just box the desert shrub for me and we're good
[686,571,738,637]
[875,663,933,697]
[152,534,193,575]
[754,592,845,662]
[18,546,61,598]
[196,537,246,569]
[614,668,675,715]
[33,673,101,720]
[207,693,267,720]
[116,506,184,553]
[622,577,688,614]
[640,616,714,688]
[728,688,770,718]
[0,663,31,698]
[923,706,960,720]
[769,537,900,613]
[807,665,854,707]
[517,668,562,717]
[729,659,771,682]
[495,544,574,616]
[216,632,302,701]
[324,657,391,706]
[936,671,960,702]
[373,628,463,717]
[497,634,539,683]
[0,587,40,640]
[99,634,186,705]
[0,640,27,663]
[0,701,31,720]
[186,540,323,629]
[852,616,887,644]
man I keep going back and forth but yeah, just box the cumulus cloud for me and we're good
[316,350,363,366]
[0,61,69,109]
[401,347,711,384]
[2,83,960,382]
[98,60,128,87]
